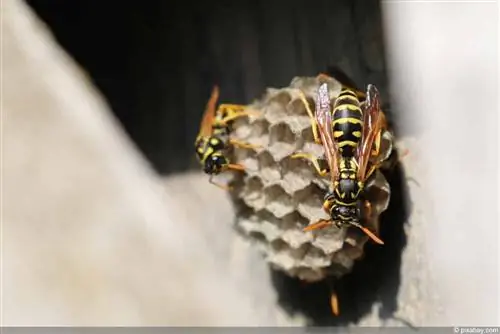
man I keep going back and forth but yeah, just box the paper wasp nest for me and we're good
[229,76,394,283]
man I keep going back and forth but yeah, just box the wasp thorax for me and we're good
[336,177,363,202]
[204,154,228,174]
[328,175,364,224]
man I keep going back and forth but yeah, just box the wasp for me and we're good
[195,85,261,190]
[291,76,394,317]
[292,80,388,245]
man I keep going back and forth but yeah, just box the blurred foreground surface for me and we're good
[2,0,284,326]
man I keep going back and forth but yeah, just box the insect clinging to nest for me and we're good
[195,85,261,190]
[292,80,390,245]
[291,75,395,317]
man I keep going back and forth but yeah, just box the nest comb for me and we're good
[228,76,394,283]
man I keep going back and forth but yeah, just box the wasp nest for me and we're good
[228,76,394,283]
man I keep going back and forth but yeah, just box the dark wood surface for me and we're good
[26,0,388,175]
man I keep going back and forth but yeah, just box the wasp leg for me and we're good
[323,197,334,214]
[296,90,322,144]
[229,139,262,150]
[227,163,246,172]
[371,130,382,158]
[290,153,329,177]
[208,175,232,191]
[330,293,340,316]
[220,109,261,125]
[350,219,385,245]
[365,164,379,182]
[303,219,332,232]
[218,103,247,112]
[327,279,340,316]
[366,132,385,180]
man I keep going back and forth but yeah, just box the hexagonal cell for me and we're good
[311,229,346,254]
[281,115,312,139]
[280,229,311,250]
[266,90,292,107]
[264,185,294,218]
[293,266,326,282]
[240,176,266,211]
[263,93,290,125]
[287,93,315,117]
[279,211,308,230]
[257,150,281,184]
[331,250,357,269]
[268,251,299,272]
[293,183,328,222]
[296,128,325,157]
[231,114,251,130]
[232,149,258,177]
[304,245,328,259]
[237,214,262,233]
[256,206,281,223]
[288,242,312,259]
[279,156,318,194]
[231,119,253,140]
[250,118,271,137]
[232,118,270,149]
[248,231,267,244]
[339,238,366,261]
[364,170,391,219]
[270,238,288,252]
[299,125,316,143]
[301,248,333,268]
[267,123,297,161]
[255,210,284,241]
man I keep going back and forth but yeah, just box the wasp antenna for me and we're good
[362,227,384,245]
[350,221,384,245]
[227,163,245,171]
[303,219,331,232]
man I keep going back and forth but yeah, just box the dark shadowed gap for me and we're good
[24,0,389,175]
[270,149,411,327]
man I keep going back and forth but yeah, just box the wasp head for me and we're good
[204,154,228,175]
[331,204,360,228]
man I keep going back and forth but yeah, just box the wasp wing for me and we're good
[197,85,220,138]
[356,84,384,181]
[315,83,340,182]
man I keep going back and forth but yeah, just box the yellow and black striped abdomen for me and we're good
[331,89,364,157]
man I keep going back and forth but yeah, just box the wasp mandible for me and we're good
[195,86,261,190]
